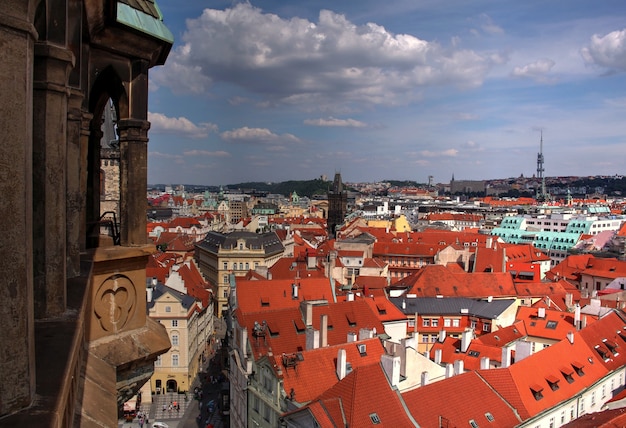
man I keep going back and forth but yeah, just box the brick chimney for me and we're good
[337,349,347,380]
[320,314,328,347]
[453,360,464,375]
[461,328,473,353]
[445,363,454,378]
[381,354,400,387]
[359,327,374,340]
[480,357,490,370]
[434,348,442,365]
[501,345,512,368]
[306,327,319,350]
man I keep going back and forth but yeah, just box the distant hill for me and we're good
[227,179,334,198]
[385,180,425,187]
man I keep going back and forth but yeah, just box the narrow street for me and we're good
[119,320,229,428]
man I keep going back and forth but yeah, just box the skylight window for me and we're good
[546,320,558,329]
[469,419,479,428]
[485,412,494,422]
[369,413,381,424]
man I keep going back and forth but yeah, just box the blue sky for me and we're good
[147,0,626,186]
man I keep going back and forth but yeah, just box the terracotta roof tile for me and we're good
[402,371,522,427]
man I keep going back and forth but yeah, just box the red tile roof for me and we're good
[402,370,522,427]
[279,338,384,404]
[235,299,386,360]
[313,363,417,427]
[478,315,622,420]
[235,277,334,313]
[515,306,580,341]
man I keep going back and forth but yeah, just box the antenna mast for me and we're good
[536,130,550,202]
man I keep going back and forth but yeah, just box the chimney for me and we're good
[501,345,511,368]
[445,363,454,378]
[241,327,248,358]
[320,314,328,347]
[346,292,354,302]
[515,340,532,362]
[438,330,446,342]
[486,236,493,248]
[381,354,400,387]
[359,328,374,340]
[402,299,406,310]
[306,327,319,350]
[434,348,442,365]
[582,316,587,329]
[151,277,157,287]
[480,357,490,370]
[337,349,347,380]
[292,283,299,299]
[303,301,313,326]
[565,293,573,309]
[347,331,357,342]
[147,286,153,303]
[307,253,316,269]
[567,331,574,344]
[574,304,581,330]
[487,295,493,303]
[453,360,464,375]
[421,371,430,386]
[461,328,473,353]
[538,307,546,318]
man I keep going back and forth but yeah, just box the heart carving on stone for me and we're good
[94,274,136,333]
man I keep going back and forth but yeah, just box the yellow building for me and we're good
[148,282,212,394]
[368,214,412,232]
[195,231,285,316]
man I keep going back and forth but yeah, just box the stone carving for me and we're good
[94,274,137,333]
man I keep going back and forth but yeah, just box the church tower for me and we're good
[327,172,347,237]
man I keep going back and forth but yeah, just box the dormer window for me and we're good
[572,361,585,377]
[604,339,619,355]
[561,367,575,384]
[530,384,544,401]
[595,345,610,361]
[546,375,560,391]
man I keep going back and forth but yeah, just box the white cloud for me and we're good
[581,28,626,71]
[220,126,301,144]
[149,151,184,164]
[457,112,479,121]
[511,58,556,82]
[148,112,218,138]
[419,149,458,157]
[154,3,496,108]
[183,150,231,157]
[477,13,504,35]
[304,117,367,127]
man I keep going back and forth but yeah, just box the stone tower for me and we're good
[327,172,347,237]
[0,1,173,425]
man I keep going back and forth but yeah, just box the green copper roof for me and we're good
[117,0,174,44]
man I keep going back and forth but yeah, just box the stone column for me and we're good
[32,41,74,317]
[117,59,150,246]
[118,118,150,246]
[66,89,85,278]
[0,5,37,415]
